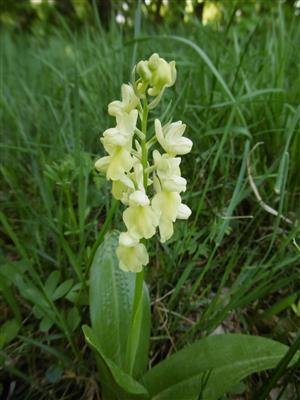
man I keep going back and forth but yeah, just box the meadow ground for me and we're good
[1,9,300,399]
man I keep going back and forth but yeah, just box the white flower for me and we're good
[95,54,192,272]
[96,110,138,181]
[111,174,135,204]
[101,110,138,154]
[123,191,159,239]
[115,109,138,137]
[155,119,193,156]
[95,147,133,181]
[101,128,130,154]
[116,232,149,272]
[153,150,181,177]
[152,190,191,243]
[108,84,139,117]
[153,150,186,193]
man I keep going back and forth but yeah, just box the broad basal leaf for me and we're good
[83,325,148,399]
[89,231,150,378]
[142,334,295,400]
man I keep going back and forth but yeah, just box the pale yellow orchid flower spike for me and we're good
[95,53,193,272]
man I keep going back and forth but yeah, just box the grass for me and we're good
[1,6,300,399]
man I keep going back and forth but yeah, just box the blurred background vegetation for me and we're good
[1,0,299,34]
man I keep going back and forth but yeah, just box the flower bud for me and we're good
[136,60,152,82]
[148,55,176,97]
[136,53,176,99]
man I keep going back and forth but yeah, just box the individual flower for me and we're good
[95,147,133,181]
[115,109,138,138]
[153,150,186,193]
[152,190,191,243]
[108,84,139,117]
[111,174,135,204]
[116,232,149,272]
[101,110,138,154]
[155,119,193,156]
[95,109,138,181]
[123,190,159,239]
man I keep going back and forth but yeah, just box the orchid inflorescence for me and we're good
[95,53,193,273]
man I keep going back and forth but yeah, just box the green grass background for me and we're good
[1,5,300,399]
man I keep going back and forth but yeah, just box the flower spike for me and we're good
[95,53,193,272]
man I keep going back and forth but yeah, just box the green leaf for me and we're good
[39,316,54,332]
[83,325,148,399]
[0,319,20,350]
[0,276,22,323]
[51,279,73,300]
[44,271,61,296]
[65,282,88,305]
[67,306,81,332]
[142,334,293,400]
[0,261,28,283]
[89,232,150,378]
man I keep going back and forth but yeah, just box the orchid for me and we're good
[123,191,158,239]
[86,54,294,400]
[155,118,193,156]
[108,84,139,117]
[116,232,148,272]
[95,53,193,272]
[152,190,191,242]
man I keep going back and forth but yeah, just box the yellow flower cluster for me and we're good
[95,54,193,273]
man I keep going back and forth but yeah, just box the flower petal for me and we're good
[123,205,158,239]
[152,191,181,222]
[129,190,150,207]
[108,84,139,116]
[176,203,192,219]
[117,236,149,272]
[158,217,174,243]
[106,147,133,180]
[155,119,166,151]
[116,109,138,136]
[95,156,110,172]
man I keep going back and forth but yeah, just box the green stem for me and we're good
[125,267,145,375]
[141,100,149,189]
[125,99,149,376]
[132,269,144,317]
